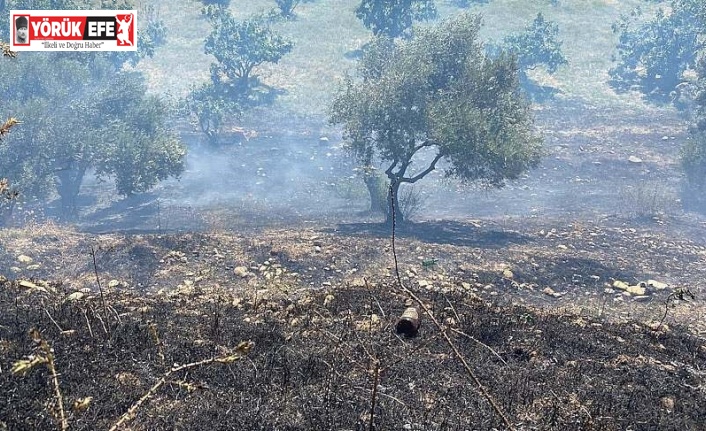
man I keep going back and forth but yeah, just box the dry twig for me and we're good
[388,182,515,431]
[108,340,253,431]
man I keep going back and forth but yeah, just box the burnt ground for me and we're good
[1,98,706,430]
[1,214,705,430]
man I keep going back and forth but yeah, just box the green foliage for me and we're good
[205,9,294,95]
[355,0,438,39]
[0,55,185,217]
[503,12,568,83]
[199,0,231,7]
[450,0,489,8]
[275,0,301,17]
[0,44,19,224]
[331,12,542,223]
[609,0,706,103]
[186,82,241,144]
[189,8,293,144]
[681,57,706,205]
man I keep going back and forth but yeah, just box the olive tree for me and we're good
[501,12,567,94]
[0,55,185,218]
[331,13,542,224]
[0,40,19,225]
[189,8,293,143]
[204,9,293,96]
[681,56,706,207]
[355,0,437,39]
[609,0,706,103]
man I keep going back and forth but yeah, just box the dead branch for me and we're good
[388,183,516,431]
[108,341,253,431]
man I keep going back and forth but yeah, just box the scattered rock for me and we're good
[66,291,85,301]
[661,396,675,411]
[234,266,251,278]
[351,278,366,287]
[542,287,564,298]
[323,294,335,306]
[647,279,669,290]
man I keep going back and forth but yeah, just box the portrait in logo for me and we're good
[14,15,29,45]
[115,13,133,46]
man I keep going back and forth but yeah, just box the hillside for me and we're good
[1,216,705,429]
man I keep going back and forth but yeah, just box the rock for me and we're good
[26,264,41,270]
[108,279,121,288]
[234,266,251,278]
[66,291,85,301]
[17,255,33,264]
[351,278,366,287]
[418,279,431,287]
[323,294,335,306]
[633,295,651,302]
[627,285,646,295]
[647,279,669,290]
[613,280,630,290]
[502,269,514,279]
[542,287,564,298]
[661,396,675,411]
[628,155,643,164]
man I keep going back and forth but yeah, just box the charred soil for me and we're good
[1,215,705,430]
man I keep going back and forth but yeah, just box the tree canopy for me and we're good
[331,12,542,224]
[189,8,293,143]
[609,0,706,103]
[0,54,186,217]
[501,12,567,93]
[204,9,294,96]
[355,0,437,39]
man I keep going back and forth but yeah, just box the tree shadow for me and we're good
[522,80,561,103]
[79,192,159,233]
[344,48,363,60]
[245,79,288,108]
[329,220,532,248]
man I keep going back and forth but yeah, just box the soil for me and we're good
[1,98,706,430]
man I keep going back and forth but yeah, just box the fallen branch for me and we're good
[108,340,253,431]
[388,183,515,431]
[12,329,68,431]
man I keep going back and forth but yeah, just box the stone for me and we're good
[647,279,669,290]
[234,266,251,278]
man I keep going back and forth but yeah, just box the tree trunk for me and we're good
[385,178,404,226]
[56,162,87,220]
[362,169,387,214]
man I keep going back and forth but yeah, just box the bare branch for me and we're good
[402,152,443,184]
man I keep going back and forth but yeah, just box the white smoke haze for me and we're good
[63,100,692,234]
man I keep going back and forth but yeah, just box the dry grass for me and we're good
[135,0,663,126]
